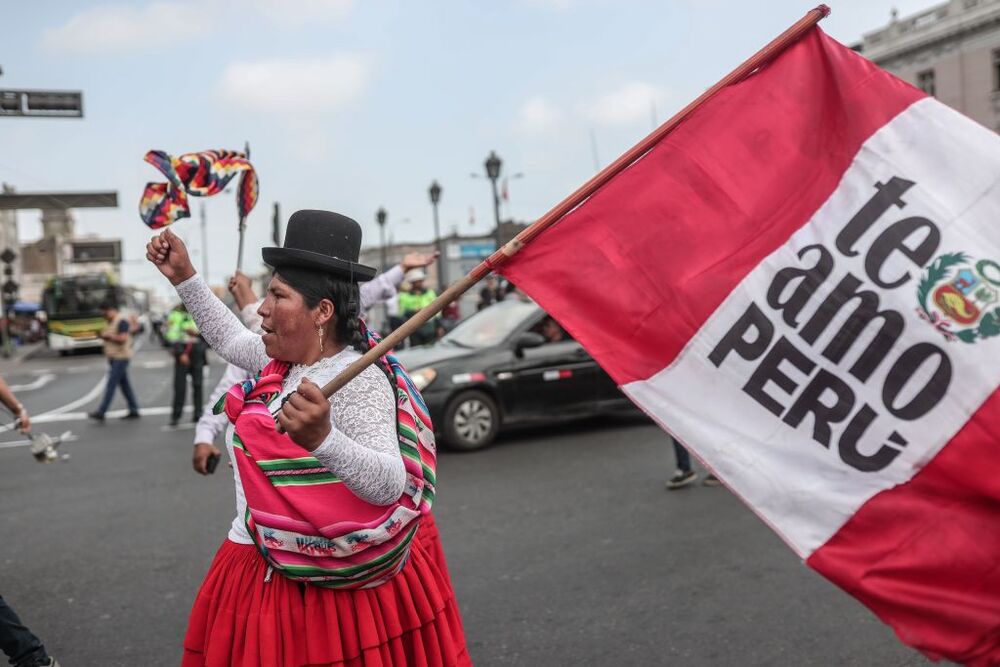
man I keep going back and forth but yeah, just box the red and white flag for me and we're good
[500,26,1000,665]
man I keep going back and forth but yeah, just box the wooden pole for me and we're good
[236,217,247,272]
[318,5,831,400]
[237,141,250,272]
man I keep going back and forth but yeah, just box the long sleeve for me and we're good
[359,265,404,315]
[194,362,252,445]
[239,300,264,333]
[310,364,406,506]
[175,274,269,373]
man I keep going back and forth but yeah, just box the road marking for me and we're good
[65,365,100,374]
[0,406,198,437]
[42,374,108,417]
[160,423,196,432]
[8,374,55,392]
[139,360,170,369]
[3,336,192,436]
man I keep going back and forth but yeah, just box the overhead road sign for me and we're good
[0,89,83,118]
[0,192,117,210]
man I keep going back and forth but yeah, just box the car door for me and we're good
[495,316,601,420]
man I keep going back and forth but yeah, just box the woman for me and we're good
[147,210,469,667]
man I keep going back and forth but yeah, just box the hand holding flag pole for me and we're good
[313,5,831,402]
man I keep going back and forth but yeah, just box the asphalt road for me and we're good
[0,340,930,666]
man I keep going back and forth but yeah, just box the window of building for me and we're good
[917,69,936,96]
[993,49,1000,92]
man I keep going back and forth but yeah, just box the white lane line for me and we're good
[160,423,195,432]
[139,360,170,370]
[42,374,108,417]
[4,338,178,436]
[0,406,198,436]
[8,374,56,392]
[65,365,100,374]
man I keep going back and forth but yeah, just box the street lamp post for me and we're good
[376,207,388,271]
[484,151,503,250]
[428,181,444,289]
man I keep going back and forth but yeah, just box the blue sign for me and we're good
[459,242,496,259]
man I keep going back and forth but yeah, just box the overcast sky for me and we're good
[0,0,938,297]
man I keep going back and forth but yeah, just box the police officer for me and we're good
[398,269,437,346]
[165,303,205,427]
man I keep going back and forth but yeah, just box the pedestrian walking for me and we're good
[0,596,58,667]
[88,301,140,422]
[666,439,720,489]
[166,304,205,427]
[148,211,469,667]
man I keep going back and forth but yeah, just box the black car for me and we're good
[395,298,636,451]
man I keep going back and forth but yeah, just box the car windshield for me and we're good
[442,299,538,349]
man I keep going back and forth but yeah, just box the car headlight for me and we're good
[410,368,438,391]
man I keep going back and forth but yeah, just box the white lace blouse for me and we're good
[175,274,406,544]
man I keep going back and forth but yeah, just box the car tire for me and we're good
[441,390,500,451]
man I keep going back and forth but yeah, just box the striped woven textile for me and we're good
[139,149,258,229]
[214,329,437,588]
[362,321,437,513]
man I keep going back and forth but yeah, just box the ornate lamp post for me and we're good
[484,151,502,250]
[428,180,444,289]
[376,207,388,271]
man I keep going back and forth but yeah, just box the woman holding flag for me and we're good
[147,210,469,667]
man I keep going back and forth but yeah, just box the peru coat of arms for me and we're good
[917,252,1000,343]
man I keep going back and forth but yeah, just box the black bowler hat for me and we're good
[262,210,376,282]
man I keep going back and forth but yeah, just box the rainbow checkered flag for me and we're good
[139,149,258,229]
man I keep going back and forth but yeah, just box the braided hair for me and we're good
[273,266,369,352]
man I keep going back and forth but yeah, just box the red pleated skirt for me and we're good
[182,516,471,667]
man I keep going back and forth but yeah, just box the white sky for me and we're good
[0,0,938,299]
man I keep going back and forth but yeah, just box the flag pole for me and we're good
[236,141,250,272]
[317,5,831,400]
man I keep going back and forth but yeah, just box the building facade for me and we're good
[856,0,1000,131]
[19,208,122,303]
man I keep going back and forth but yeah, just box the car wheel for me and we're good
[442,390,500,451]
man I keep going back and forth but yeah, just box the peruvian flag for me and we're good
[500,25,1000,665]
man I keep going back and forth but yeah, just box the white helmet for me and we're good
[405,268,427,282]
